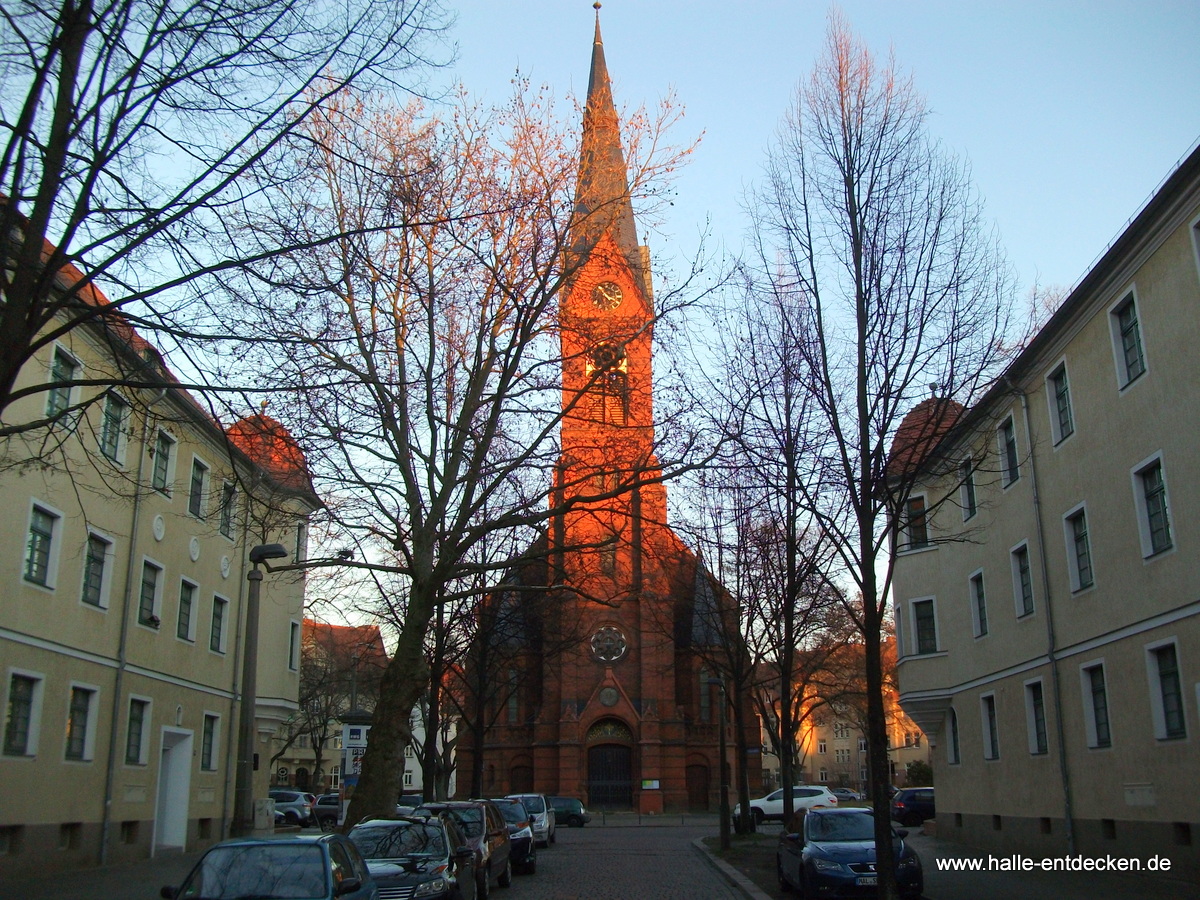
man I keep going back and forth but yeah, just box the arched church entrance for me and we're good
[685,763,710,811]
[586,718,633,810]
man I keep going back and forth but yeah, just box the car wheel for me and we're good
[284,811,300,826]
[477,867,490,900]
[498,857,512,888]
[549,827,556,844]
[752,808,764,827]
[568,815,583,827]
[319,816,336,833]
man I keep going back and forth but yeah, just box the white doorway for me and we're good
[153,727,193,853]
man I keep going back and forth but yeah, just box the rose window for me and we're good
[590,625,627,662]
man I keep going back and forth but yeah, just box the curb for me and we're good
[692,836,776,900]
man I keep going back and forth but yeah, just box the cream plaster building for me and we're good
[0,261,318,874]
[893,144,1200,879]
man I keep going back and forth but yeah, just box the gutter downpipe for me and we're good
[1015,382,1076,853]
[99,388,168,865]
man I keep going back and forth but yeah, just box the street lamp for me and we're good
[708,676,731,851]
[233,542,288,836]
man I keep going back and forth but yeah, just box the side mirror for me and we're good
[160,888,177,900]
[455,846,475,861]
[334,876,362,896]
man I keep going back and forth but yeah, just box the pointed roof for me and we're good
[574,7,649,297]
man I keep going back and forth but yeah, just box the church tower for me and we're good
[460,9,759,815]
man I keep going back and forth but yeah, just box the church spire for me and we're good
[575,4,648,298]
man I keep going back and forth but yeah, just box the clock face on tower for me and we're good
[591,280,623,311]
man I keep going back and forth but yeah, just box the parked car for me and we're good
[506,793,556,847]
[733,785,839,826]
[315,793,342,831]
[831,788,864,803]
[777,807,923,899]
[396,794,424,815]
[490,797,538,874]
[890,787,935,826]
[413,800,512,900]
[160,833,376,899]
[350,815,476,900]
[270,789,316,826]
[548,796,592,828]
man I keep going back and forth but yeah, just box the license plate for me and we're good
[856,876,878,886]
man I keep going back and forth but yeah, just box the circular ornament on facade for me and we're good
[189,536,201,562]
[599,686,620,707]
[220,555,231,579]
[152,514,166,542]
[591,625,627,662]
[591,280,623,311]
[590,342,625,371]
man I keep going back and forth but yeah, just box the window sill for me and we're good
[1142,545,1176,563]
[897,544,937,557]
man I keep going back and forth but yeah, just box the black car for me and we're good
[161,833,375,900]
[548,796,592,827]
[777,807,923,899]
[413,800,511,900]
[890,787,935,826]
[490,798,537,874]
[350,815,476,900]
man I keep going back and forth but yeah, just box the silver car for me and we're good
[506,793,556,847]
[268,789,315,826]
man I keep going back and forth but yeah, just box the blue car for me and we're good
[776,807,923,898]
[161,833,377,899]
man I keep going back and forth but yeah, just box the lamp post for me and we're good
[709,676,731,851]
[233,543,288,836]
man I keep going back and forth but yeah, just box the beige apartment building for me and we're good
[893,144,1200,879]
[0,262,318,875]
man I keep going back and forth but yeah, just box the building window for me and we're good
[970,571,988,637]
[24,505,59,587]
[151,430,175,493]
[999,416,1019,486]
[81,532,113,609]
[818,769,828,783]
[100,393,129,462]
[138,561,162,627]
[946,709,960,765]
[219,483,237,538]
[1147,642,1186,740]
[1011,543,1034,618]
[506,669,519,723]
[1081,663,1111,749]
[210,597,228,653]
[125,698,149,765]
[858,738,867,752]
[699,669,711,723]
[46,347,79,419]
[818,739,826,754]
[404,771,414,787]
[912,599,938,655]
[901,495,929,550]
[1132,456,1172,557]
[1112,293,1146,386]
[1048,363,1074,443]
[3,673,43,756]
[65,686,97,761]
[981,694,1000,760]
[1064,506,1093,591]
[177,580,196,641]
[1025,680,1048,755]
[201,714,219,770]
[289,622,301,671]
[188,457,209,518]
[960,459,977,520]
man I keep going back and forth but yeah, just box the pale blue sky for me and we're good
[441,0,1200,296]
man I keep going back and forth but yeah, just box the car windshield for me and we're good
[808,813,876,843]
[496,803,528,825]
[177,843,326,899]
[443,808,483,838]
[517,796,545,814]
[351,823,445,859]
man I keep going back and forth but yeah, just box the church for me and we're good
[456,11,761,815]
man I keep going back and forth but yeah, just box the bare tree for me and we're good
[0,0,449,433]
[744,14,1015,897]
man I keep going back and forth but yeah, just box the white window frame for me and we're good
[63,682,100,762]
[1062,502,1094,593]
[909,597,940,656]
[201,712,220,771]
[1079,659,1112,750]
[177,578,198,643]
[1144,637,1187,741]
[187,455,210,519]
[817,739,826,754]
[980,692,1000,761]
[960,458,978,521]
[150,429,177,495]
[1010,540,1035,618]
[3,668,46,757]
[1045,359,1075,446]
[99,391,131,465]
[218,481,237,540]
[137,557,164,629]
[1130,451,1174,559]
[80,527,116,610]
[998,414,1019,487]
[124,695,152,766]
[1023,677,1049,756]
[295,521,308,562]
[210,595,230,654]
[898,493,931,553]
[969,569,988,638]
[23,499,64,590]
[945,708,960,765]
[1108,289,1148,390]
[288,620,301,671]
[46,344,82,425]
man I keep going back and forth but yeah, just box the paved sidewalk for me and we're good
[2,847,204,900]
